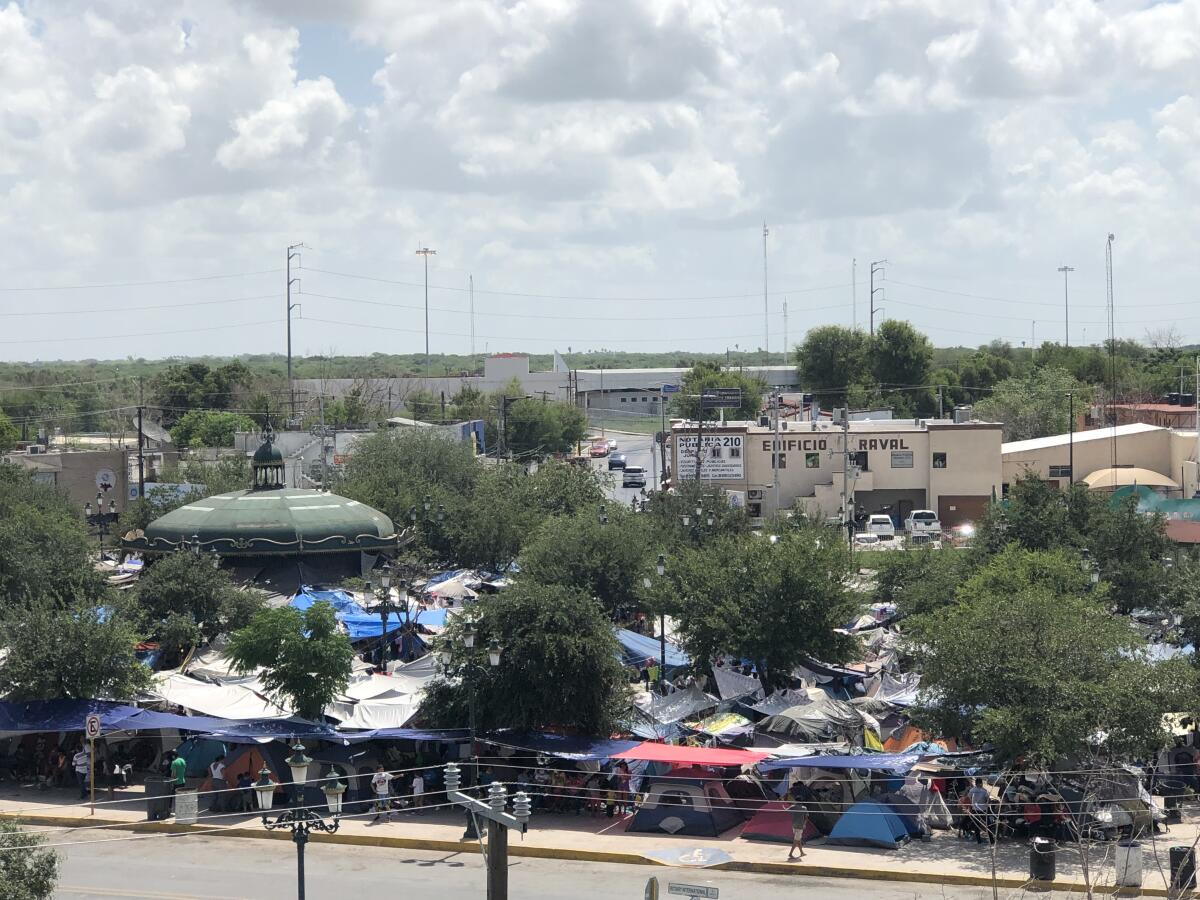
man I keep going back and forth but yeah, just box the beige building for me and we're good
[1001,423,1200,497]
[671,415,1003,527]
[4,447,130,514]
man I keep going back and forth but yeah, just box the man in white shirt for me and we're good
[72,746,89,800]
[371,765,393,822]
[411,771,425,810]
[966,778,991,844]
[209,754,227,813]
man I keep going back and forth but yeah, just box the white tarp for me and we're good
[151,672,292,720]
[325,695,422,729]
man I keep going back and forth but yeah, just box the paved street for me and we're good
[53,831,1095,899]
[593,432,660,506]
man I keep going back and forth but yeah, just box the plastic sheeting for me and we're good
[615,629,689,669]
[865,672,921,708]
[756,689,865,742]
[712,666,764,702]
[750,689,814,718]
[150,673,292,720]
[638,685,717,725]
[758,752,923,773]
[482,731,641,761]
[613,742,769,767]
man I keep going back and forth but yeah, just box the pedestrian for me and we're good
[71,745,89,800]
[967,777,991,844]
[208,754,228,813]
[411,770,425,811]
[236,771,255,812]
[170,749,188,813]
[787,783,814,861]
[371,765,393,823]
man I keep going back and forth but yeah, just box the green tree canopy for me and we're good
[974,366,1092,441]
[168,409,258,448]
[227,602,353,720]
[795,326,871,406]
[671,362,767,421]
[0,409,18,452]
[151,361,253,424]
[0,820,59,899]
[871,548,971,620]
[420,583,626,733]
[664,527,857,689]
[136,551,264,652]
[871,320,932,389]
[0,601,150,701]
[908,547,1190,764]
[642,480,748,549]
[503,397,588,456]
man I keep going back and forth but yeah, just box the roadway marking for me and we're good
[58,887,249,900]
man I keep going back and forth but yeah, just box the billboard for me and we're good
[676,434,744,480]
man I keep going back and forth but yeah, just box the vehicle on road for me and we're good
[865,514,896,540]
[607,438,619,451]
[589,440,609,458]
[853,533,886,551]
[608,453,627,470]
[622,466,646,488]
[904,509,941,537]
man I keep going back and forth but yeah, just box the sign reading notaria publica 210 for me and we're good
[676,434,744,480]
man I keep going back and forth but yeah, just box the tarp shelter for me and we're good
[626,767,745,836]
[756,690,866,743]
[150,673,293,720]
[613,742,768,768]
[616,629,689,670]
[750,689,812,718]
[482,732,640,761]
[825,799,914,849]
[712,666,764,702]
[740,800,820,843]
[684,712,753,740]
[865,673,920,708]
[758,752,923,774]
[637,686,718,726]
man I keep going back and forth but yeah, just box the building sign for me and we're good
[760,438,828,453]
[95,468,117,493]
[890,451,914,468]
[701,388,742,410]
[677,434,744,480]
[857,437,910,451]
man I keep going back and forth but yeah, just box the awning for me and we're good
[482,731,641,761]
[612,741,769,767]
[758,751,923,773]
[1083,467,1179,490]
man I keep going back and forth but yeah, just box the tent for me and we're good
[758,752,923,774]
[616,629,689,670]
[626,767,745,836]
[712,666,764,702]
[482,732,640,761]
[756,690,866,743]
[613,742,768,768]
[740,800,820,844]
[636,686,717,726]
[825,799,913,849]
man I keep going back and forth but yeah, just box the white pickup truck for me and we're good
[904,509,942,537]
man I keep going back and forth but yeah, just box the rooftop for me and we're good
[672,417,999,434]
[1002,422,1164,454]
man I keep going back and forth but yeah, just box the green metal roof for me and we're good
[126,488,398,557]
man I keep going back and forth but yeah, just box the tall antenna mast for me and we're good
[1106,233,1117,469]
[852,258,857,330]
[469,274,476,371]
[782,299,789,368]
[762,222,769,365]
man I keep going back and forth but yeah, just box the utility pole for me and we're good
[782,300,789,367]
[286,242,304,418]
[851,258,857,330]
[416,246,437,376]
[468,274,476,372]
[772,393,782,514]
[1105,233,1117,469]
[937,385,943,419]
[869,259,886,336]
[694,386,707,482]
[762,222,769,366]
[1031,321,1036,361]
[1057,265,1074,347]
[136,377,145,500]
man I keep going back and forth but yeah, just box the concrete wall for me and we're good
[5,448,130,514]
[1002,428,1175,488]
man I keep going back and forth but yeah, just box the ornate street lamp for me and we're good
[83,493,119,554]
[440,625,501,841]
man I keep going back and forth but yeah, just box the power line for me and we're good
[0,293,276,318]
[0,269,281,293]
[0,319,281,346]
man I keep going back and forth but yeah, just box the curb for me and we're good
[4,813,1182,896]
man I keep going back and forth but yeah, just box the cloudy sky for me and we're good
[3,0,1200,362]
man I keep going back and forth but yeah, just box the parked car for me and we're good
[622,466,646,488]
[904,509,941,537]
[853,533,886,551]
[608,453,627,470]
[607,438,619,451]
[865,514,896,540]
[907,533,942,550]
[589,441,609,458]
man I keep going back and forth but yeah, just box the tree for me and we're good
[0,601,150,701]
[150,362,253,424]
[0,820,59,899]
[665,528,857,689]
[908,547,1189,764]
[872,548,971,620]
[442,465,537,572]
[519,508,651,616]
[642,480,748,549]
[136,552,264,652]
[168,409,258,448]
[795,326,871,405]
[420,583,626,733]
[672,362,767,421]
[503,398,587,456]
[0,409,17,452]
[871,320,932,389]
[226,602,353,720]
[974,366,1092,441]
[404,389,440,422]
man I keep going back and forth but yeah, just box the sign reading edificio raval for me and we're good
[676,434,744,480]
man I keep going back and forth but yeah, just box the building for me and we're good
[1107,400,1199,430]
[1001,423,1200,498]
[4,447,130,514]
[670,414,1003,527]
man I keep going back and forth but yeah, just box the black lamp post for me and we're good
[598,504,608,526]
[371,562,394,671]
[255,743,345,900]
[83,493,118,553]
[437,623,502,841]
[655,554,667,692]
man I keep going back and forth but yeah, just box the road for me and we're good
[53,831,1094,899]
[592,432,659,507]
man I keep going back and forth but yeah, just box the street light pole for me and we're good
[1058,265,1075,347]
[655,554,667,692]
[443,764,531,900]
[416,247,437,376]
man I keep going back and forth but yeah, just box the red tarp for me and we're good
[612,742,769,767]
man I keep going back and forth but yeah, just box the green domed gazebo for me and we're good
[124,431,399,558]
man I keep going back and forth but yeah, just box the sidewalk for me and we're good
[1,782,1196,895]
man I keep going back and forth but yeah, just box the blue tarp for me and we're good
[825,799,913,849]
[616,629,689,669]
[483,731,640,761]
[758,752,923,774]
[290,586,443,642]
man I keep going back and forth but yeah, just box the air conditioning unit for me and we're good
[748,489,764,501]
[953,405,973,424]
[27,445,44,455]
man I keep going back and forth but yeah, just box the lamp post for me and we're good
[370,562,395,672]
[654,554,667,692]
[255,743,345,900]
[436,622,501,841]
[83,493,118,554]
[442,762,531,900]
[598,504,608,526]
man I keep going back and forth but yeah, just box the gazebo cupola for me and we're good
[251,430,285,490]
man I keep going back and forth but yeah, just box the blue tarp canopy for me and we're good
[483,731,640,761]
[616,629,689,669]
[759,752,923,774]
[290,586,443,642]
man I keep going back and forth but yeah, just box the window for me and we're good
[932,452,947,469]
[1049,465,1072,479]
[729,446,741,458]
[710,446,722,459]
[641,396,648,402]
[890,451,914,469]
[850,451,869,472]
[805,452,820,469]
[772,452,787,469]
[1002,482,1010,497]
[620,397,627,403]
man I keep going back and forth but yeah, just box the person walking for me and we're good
[71,745,89,801]
[208,754,228,813]
[787,783,815,861]
[967,777,991,844]
[371,765,393,823]
[411,770,425,811]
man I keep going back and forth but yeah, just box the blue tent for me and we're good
[825,799,913,849]
[290,586,442,643]
[615,629,689,669]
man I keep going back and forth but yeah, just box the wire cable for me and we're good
[0,270,281,293]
